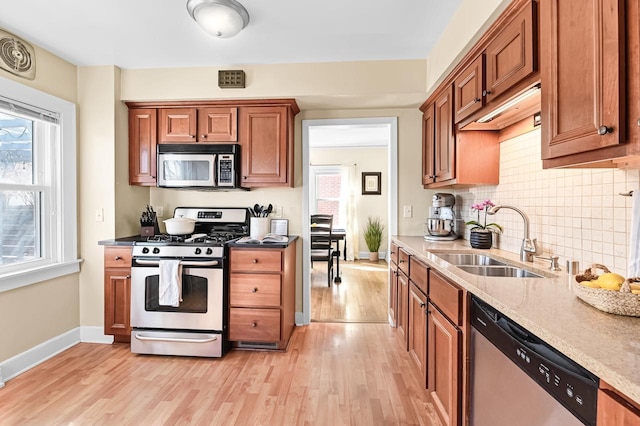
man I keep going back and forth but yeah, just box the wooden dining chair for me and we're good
[310,214,334,286]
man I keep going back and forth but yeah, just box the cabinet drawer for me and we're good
[429,270,463,326]
[390,242,399,265]
[230,274,281,307]
[409,257,428,294]
[398,248,410,274]
[104,246,132,268]
[229,308,281,342]
[230,249,282,272]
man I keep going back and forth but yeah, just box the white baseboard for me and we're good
[81,326,114,344]
[295,312,305,326]
[357,251,387,260]
[0,326,113,385]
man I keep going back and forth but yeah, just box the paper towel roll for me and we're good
[629,190,640,277]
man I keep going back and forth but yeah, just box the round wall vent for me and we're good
[0,30,36,80]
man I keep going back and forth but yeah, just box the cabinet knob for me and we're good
[252,287,258,293]
[126,275,131,279]
[201,134,207,138]
[474,98,481,103]
[637,118,640,127]
[482,90,492,97]
[190,135,195,138]
[420,302,426,309]
[252,259,258,264]
[243,176,247,180]
[114,256,121,260]
[399,259,405,263]
[251,322,257,327]
[598,125,613,135]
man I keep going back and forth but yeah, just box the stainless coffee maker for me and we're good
[424,193,460,241]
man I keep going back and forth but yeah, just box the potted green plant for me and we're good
[466,199,503,249]
[363,216,385,261]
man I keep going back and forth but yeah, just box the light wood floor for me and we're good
[311,260,388,323]
[0,323,441,426]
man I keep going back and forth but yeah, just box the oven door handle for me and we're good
[133,332,218,344]
[134,259,220,267]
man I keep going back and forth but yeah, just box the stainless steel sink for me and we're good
[433,252,544,278]
[456,265,544,278]
[434,253,508,266]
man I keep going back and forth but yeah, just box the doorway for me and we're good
[301,117,398,325]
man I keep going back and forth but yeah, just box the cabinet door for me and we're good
[197,107,238,142]
[104,268,131,340]
[485,1,536,103]
[239,106,290,187]
[408,283,427,388]
[454,55,485,123]
[428,304,461,426]
[389,261,398,327]
[422,104,436,185]
[434,86,455,183]
[159,108,197,143]
[128,108,157,186]
[597,389,640,426]
[541,0,624,160]
[396,270,409,351]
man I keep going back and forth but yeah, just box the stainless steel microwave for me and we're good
[157,144,240,189]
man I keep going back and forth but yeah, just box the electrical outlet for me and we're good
[95,208,104,222]
[273,205,283,218]
[403,205,412,218]
[156,206,164,217]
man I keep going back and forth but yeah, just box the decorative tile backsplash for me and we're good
[455,128,640,276]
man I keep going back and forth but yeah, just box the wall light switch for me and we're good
[403,205,412,218]
[95,208,104,222]
[156,206,164,217]
[273,205,283,218]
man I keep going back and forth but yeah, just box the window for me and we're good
[311,167,343,227]
[0,76,79,292]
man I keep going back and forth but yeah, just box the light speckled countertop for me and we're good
[393,235,640,405]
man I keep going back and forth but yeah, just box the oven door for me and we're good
[130,258,223,331]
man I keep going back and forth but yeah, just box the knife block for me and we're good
[140,218,160,236]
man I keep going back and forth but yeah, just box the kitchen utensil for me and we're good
[164,216,196,235]
[264,204,273,217]
[254,204,261,217]
[248,207,256,217]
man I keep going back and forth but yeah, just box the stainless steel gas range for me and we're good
[130,207,249,358]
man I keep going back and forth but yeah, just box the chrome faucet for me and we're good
[487,205,540,262]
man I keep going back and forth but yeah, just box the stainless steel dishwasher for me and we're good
[470,295,599,426]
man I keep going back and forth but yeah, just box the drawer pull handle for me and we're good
[201,134,207,138]
[115,256,122,260]
[399,259,405,263]
[252,287,258,293]
[126,275,131,279]
[598,125,613,135]
[420,302,426,308]
[252,259,258,264]
[474,97,481,103]
[251,322,257,327]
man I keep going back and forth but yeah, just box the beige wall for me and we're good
[0,45,79,362]
[425,0,510,93]
[309,147,389,256]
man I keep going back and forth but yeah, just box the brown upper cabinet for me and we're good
[454,55,484,124]
[159,107,237,143]
[126,99,299,188]
[128,108,157,186]
[422,86,455,186]
[540,0,640,169]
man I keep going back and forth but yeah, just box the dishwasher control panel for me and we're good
[472,296,599,426]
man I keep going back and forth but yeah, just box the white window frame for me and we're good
[0,76,80,292]
[310,166,343,226]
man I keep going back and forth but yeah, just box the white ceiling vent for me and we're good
[0,29,35,80]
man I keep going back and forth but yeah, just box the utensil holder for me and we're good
[250,217,270,239]
[140,218,160,236]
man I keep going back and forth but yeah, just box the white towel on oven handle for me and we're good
[159,259,183,307]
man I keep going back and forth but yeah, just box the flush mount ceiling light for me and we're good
[187,0,250,39]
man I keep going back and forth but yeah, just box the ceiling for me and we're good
[0,0,461,69]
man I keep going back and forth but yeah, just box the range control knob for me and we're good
[195,248,202,255]
[142,247,149,254]
[152,247,160,255]
[206,248,213,255]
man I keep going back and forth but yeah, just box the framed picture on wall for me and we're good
[362,172,381,195]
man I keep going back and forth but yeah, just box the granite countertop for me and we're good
[98,236,148,246]
[99,235,298,248]
[393,235,640,405]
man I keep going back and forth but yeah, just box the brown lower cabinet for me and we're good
[408,282,427,388]
[228,240,296,350]
[597,382,640,425]
[103,246,132,343]
[396,270,409,350]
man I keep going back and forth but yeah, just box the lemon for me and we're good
[595,273,625,290]
[580,280,601,288]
